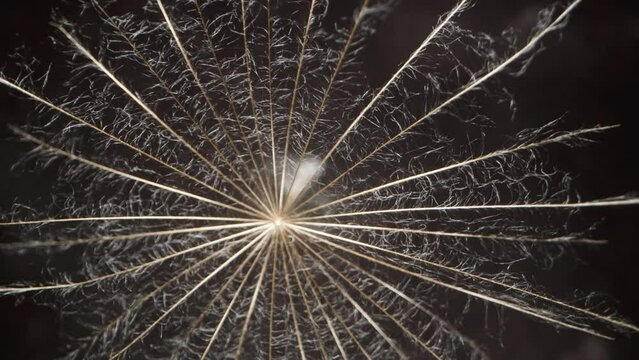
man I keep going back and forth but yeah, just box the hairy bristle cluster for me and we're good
[0,0,637,359]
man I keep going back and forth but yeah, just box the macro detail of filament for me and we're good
[0,0,637,359]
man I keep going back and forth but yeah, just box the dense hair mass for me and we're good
[0,0,637,359]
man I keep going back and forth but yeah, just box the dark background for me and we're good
[1,0,637,359]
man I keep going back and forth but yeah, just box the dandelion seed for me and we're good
[0,0,637,359]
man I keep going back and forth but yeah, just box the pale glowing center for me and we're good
[272,216,285,228]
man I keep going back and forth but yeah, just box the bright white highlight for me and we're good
[284,157,322,209]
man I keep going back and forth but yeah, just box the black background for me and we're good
[1,0,638,359]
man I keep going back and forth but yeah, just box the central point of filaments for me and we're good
[272,216,285,229]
